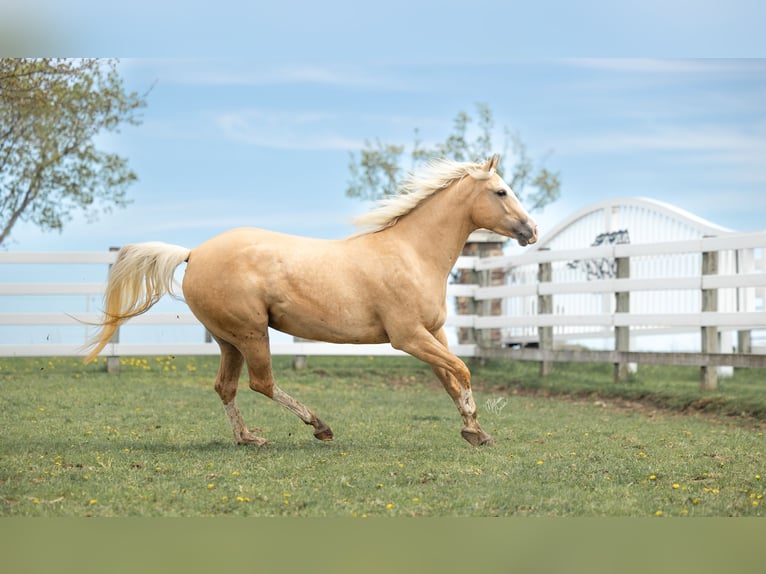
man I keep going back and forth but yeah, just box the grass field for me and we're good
[0,354,763,517]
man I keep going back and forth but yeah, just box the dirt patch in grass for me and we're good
[484,384,766,431]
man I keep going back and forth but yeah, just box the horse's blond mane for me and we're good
[353,158,495,233]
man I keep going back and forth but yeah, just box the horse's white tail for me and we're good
[84,242,191,363]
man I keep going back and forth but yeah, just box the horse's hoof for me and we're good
[237,437,270,446]
[237,436,269,447]
[311,417,333,441]
[314,426,334,441]
[461,428,494,446]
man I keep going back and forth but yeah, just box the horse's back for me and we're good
[183,226,330,300]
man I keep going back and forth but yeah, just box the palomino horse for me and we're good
[85,155,538,446]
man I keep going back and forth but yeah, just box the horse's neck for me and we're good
[378,184,477,275]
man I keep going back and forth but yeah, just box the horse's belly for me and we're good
[268,301,389,345]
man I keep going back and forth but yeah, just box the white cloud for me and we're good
[215,109,364,151]
[564,58,766,75]
[124,59,416,91]
[560,124,766,162]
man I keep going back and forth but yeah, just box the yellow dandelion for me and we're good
[536,460,544,465]
[672,483,680,489]
[89,499,97,505]
[649,474,657,481]
[386,503,394,510]
[654,510,664,517]
[207,483,215,490]
[753,500,760,507]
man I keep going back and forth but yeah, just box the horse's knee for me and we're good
[455,361,472,389]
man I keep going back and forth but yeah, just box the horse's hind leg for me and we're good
[271,386,334,441]
[243,336,333,442]
[214,338,269,446]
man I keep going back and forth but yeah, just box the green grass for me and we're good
[471,358,766,421]
[0,355,764,517]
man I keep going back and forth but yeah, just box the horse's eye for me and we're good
[495,190,507,197]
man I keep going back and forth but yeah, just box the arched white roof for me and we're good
[533,197,732,251]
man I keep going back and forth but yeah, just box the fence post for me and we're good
[537,249,553,376]
[737,330,752,354]
[106,246,121,374]
[700,245,719,390]
[614,255,630,382]
[456,231,507,361]
[292,336,309,370]
[735,248,752,359]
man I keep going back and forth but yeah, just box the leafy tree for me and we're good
[0,58,146,245]
[346,103,560,212]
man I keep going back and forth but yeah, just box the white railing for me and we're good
[0,250,475,358]
[2,231,766,379]
[452,232,766,332]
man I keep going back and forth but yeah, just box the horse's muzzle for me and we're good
[515,222,538,246]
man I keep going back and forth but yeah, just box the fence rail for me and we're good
[2,230,766,390]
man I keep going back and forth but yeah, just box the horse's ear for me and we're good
[484,154,499,172]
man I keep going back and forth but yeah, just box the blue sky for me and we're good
[7,56,766,253]
[2,0,766,253]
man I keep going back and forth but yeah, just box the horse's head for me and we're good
[468,155,538,246]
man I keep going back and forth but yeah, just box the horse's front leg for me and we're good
[429,363,494,446]
[392,327,494,446]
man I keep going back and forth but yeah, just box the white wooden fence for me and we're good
[451,231,766,387]
[0,250,474,358]
[453,232,766,338]
[2,230,766,388]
